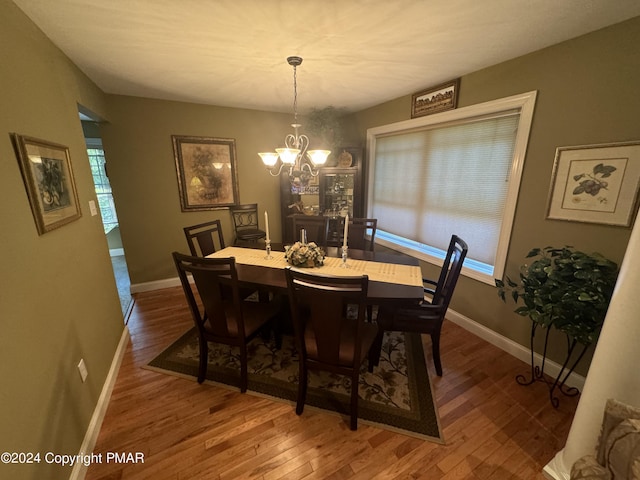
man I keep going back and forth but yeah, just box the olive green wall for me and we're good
[100,96,292,284]
[0,2,125,479]
[351,17,640,372]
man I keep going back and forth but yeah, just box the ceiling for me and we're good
[13,0,640,114]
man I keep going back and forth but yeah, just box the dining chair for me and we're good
[172,252,282,392]
[285,267,378,430]
[372,235,468,376]
[292,214,330,248]
[350,218,377,251]
[229,203,266,245]
[183,219,225,256]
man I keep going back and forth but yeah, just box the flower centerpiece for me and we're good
[284,241,325,268]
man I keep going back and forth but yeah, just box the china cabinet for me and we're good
[280,148,363,244]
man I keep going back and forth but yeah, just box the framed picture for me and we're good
[546,141,640,227]
[172,135,240,211]
[411,79,460,118]
[12,133,82,235]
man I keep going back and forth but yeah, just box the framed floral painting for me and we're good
[12,133,82,235]
[172,135,239,211]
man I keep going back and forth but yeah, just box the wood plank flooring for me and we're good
[85,286,578,480]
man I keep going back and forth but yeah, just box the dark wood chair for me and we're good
[172,252,281,392]
[372,235,468,376]
[229,203,266,245]
[292,214,330,248]
[285,267,378,430]
[350,218,377,251]
[183,219,225,256]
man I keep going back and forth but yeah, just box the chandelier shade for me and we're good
[260,56,330,180]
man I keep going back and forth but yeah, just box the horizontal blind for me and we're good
[372,114,519,266]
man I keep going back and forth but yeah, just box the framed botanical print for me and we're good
[172,135,240,211]
[12,133,82,235]
[546,141,640,227]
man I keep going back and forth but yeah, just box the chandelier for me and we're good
[259,56,330,183]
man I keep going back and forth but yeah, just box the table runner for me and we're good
[207,247,423,288]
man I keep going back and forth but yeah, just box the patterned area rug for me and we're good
[146,328,442,441]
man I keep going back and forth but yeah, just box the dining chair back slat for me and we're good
[183,219,225,256]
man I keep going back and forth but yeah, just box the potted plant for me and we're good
[496,246,618,405]
[497,246,618,345]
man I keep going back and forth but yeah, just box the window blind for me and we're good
[371,114,519,268]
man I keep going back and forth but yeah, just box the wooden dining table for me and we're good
[206,245,424,305]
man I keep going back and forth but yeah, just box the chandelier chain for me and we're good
[292,63,298,124]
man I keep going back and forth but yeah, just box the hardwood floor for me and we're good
[85,286,578,480]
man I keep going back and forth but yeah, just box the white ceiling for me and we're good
[13,0,640,114]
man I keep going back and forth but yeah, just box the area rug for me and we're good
[146,328,442,442]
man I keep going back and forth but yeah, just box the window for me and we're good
[86,138,119,233]
[367,91,537,284]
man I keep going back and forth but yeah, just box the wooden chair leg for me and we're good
[370,330,384,367]
[240,345,248,392]
[197,337,208,384]
[366,305,374,323]
[431,332,443,376]
[296,362,307,415]
[350,372,359,430]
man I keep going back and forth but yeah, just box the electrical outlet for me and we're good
[89,200,98,216]
[77,358,88,382]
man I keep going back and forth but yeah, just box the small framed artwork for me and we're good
[411,79,460,118]
[546,141,640,227]
[12,133,82,235]
[172,135,240,211]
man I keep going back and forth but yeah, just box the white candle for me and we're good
[264,211,270,242]
[343,214,349,248]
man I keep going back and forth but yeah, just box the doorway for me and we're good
[81,117,132,319]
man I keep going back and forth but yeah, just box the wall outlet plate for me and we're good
[89,200,98,216]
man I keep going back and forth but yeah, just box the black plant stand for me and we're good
[516,321,589,408]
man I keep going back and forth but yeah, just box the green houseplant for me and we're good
[496,246,618,345]
[496,246,618,406]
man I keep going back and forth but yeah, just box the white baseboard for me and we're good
[130,276,181,294]
[543,451,570,480]
[69,326,130,480]
[446,309,586,391]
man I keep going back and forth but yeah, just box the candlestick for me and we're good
[343,214,349,248]
[340,245,349,268]
[264,211,270,242]
[264,239,273,260]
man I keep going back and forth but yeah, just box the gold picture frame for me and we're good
[546,141,640,227]
[12,133,82,235]
[172,135,240,211]
[411,79,460,118]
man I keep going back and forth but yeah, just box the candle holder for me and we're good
[340,245,349,268]
[264,240,273,260]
